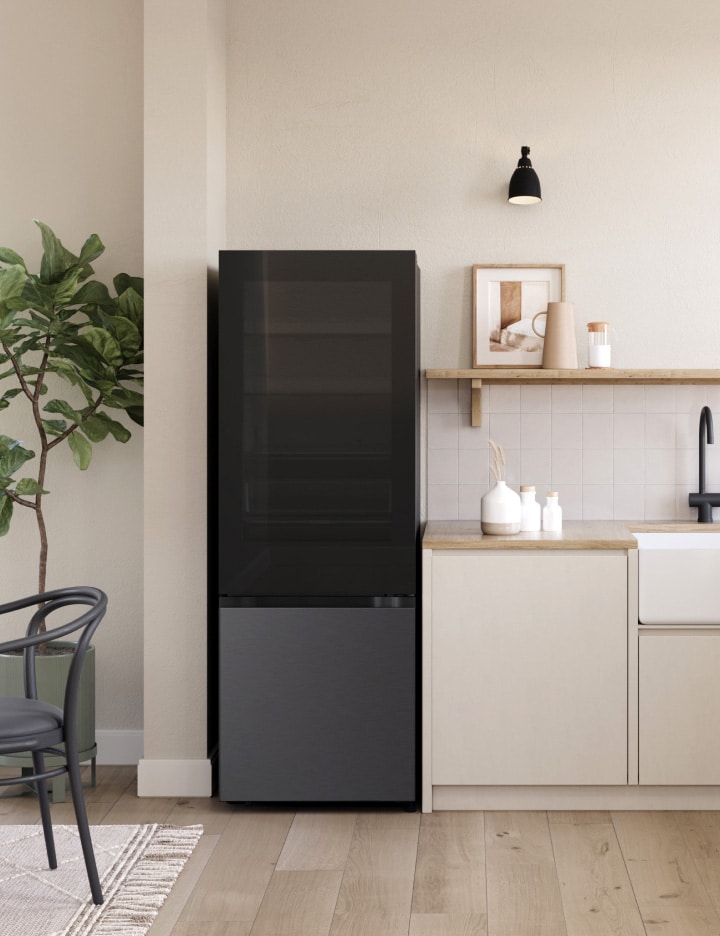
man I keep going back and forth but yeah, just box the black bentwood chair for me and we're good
[0,586,108,905]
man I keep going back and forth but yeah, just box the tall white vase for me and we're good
[481,480,521,535]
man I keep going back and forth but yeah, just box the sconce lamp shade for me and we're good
[508,146,542,204]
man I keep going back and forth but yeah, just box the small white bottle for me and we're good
[542,491,563,532]
[519,486,541,532]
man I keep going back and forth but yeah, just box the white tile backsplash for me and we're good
[521,385,551,413]
[645,413,676,449]
[644,485,676,521]
[552,448,582,485]
[583,448,614,484]
[614,449,644,484]
[613,484,644,520]
[553,485,583,520]
[582,413,613,449]
[551,385,583,413]
[644,449,676,484]
[426,380,719,522]
[614,385,645,413]
[706,387,720,411]
[427,484,459,520]
[488,385,521,413]
[428,412,459,449]
[428,449,458,485]
[520,449,552,489]
[614,413,645,449]
[676,385,708,413]
[459,414,489,449]
[502,449,521,485]
[521,412,551,449]
[488,413,521,450]
[644,385,677,412]
[551,413,583,449]
[459,448,487,486]
[459,485,485,520]
[582,385,614,413]
[675,447,697,486]
[428,379,459,413]
[583,484,614,519]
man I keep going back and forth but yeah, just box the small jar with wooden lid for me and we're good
[587,322,611,368]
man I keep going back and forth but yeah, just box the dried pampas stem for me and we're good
[488,438,505,483]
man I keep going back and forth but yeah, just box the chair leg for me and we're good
[66,749,103,905]
[31,751,57,870]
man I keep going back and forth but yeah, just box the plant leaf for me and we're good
[42,418,68,436]
[14,478,48,495]
[0,264,26,304]
[72,280,112,305]
[0,436,35,477]
[43,399,83,422]
[78,327,123,368]
[78,233,105,267]
[126,405,144,426]
[0,388,22,406]
[114,273,144,299]
[51,266,85,307]
[0,493,13,536]
[67,431,92,470]
[80,411,131,443]
[35,220,77,284]
[0,248,27,272]
[117,287,143,329]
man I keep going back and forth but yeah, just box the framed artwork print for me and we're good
[472,264,565,367]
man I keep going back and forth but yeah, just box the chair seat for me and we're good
[0,697,64,751]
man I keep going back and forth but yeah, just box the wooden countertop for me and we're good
[423,520,638,550]
[423,520,720,550]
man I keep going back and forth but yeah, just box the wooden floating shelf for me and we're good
[425,369,720,426]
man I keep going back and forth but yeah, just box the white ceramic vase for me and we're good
[481,480,521,535]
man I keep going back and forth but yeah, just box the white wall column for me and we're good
[140,0,227,796]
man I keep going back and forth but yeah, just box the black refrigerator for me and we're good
[214,250,419,804]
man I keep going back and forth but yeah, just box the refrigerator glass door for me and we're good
[217,251,418,597]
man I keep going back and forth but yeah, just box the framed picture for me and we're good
[472,264,565,367]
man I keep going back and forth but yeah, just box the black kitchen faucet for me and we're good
[688,406,720,522]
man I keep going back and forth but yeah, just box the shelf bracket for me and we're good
[471,379,483,427]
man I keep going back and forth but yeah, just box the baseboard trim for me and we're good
[137,757,213,797]
[430,784,720,811]
[96,730,144,766]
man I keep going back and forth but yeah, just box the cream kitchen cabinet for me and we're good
[422,521,637,812]
[422,521,720,811]
[639,629,720,785]
[430,549,628,785]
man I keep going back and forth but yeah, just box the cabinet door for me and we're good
[432,552,627,786]
[639,630,720,784]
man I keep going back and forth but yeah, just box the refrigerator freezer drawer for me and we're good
[218,605,416,803]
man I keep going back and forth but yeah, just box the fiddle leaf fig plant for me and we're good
[0,221,143,602]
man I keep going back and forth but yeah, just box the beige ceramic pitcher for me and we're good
[532,302,578,369]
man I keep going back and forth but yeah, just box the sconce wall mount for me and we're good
[508,146,542,205]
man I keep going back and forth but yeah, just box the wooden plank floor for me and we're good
[7,769,720,934]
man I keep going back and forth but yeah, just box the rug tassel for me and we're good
[68,824,203,936]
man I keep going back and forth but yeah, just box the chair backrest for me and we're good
[0,587,108,726]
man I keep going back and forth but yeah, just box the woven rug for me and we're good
[0,823,203,935]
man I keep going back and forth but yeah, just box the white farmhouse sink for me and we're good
[635,531,720,625]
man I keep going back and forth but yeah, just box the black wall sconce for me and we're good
[508,146,542,204]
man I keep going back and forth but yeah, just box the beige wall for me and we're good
[0,1,143,737]
[226,0,720,370]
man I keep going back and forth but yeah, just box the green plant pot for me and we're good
[0,640,96,801]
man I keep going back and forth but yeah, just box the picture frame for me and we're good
[472,264,565,367]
